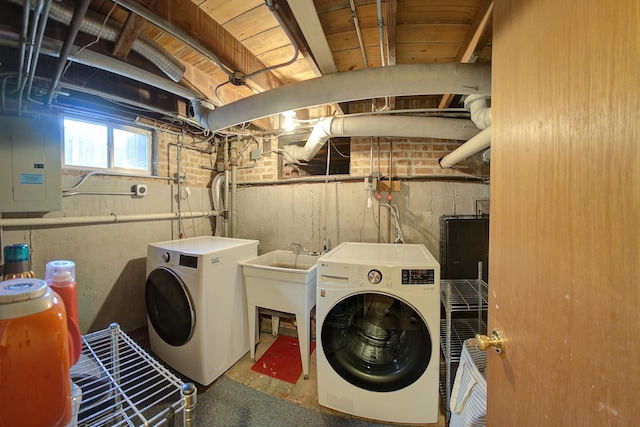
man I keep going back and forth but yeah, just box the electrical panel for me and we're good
[0,116,62,212]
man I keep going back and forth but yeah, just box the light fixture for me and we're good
[282,110,296,131]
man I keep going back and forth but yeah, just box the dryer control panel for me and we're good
[179,254,198,269]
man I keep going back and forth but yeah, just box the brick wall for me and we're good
[233,135,488,183]
[156,130,216,188]
[155,120,488,188]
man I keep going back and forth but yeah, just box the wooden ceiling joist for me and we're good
[438,0,494,109]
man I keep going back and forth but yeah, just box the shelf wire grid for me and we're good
[73,324,196,427]
[441,278,488,424]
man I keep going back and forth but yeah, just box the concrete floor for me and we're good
[132,316,446,426]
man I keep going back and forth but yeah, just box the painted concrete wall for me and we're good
[1,174,213,333]
[2,173,487,335]
[234,180,489,261]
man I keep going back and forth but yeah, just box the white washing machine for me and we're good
[145,236,258,386]
[316,242,440,424]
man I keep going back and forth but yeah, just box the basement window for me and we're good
[281,137,350,179]
[63,117,152,175]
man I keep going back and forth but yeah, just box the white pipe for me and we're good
[464,94,491,129]
[193,63,491,131]
[0,211,221,228]
[223,137,230,237]
[376,0,385,67]
[439,126,492,169]
[211,173,226,236]
[285,116,481,162]
[230,165,237,238]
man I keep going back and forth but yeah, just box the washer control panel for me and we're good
[401,269,435,285]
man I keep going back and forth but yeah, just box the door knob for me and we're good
[475,329,505,354]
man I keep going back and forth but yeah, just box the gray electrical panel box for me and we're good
[0,116,62,212]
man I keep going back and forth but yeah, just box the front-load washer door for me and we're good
[145,267,195,347]
[320,292,432,392]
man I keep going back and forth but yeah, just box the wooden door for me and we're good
[488,0,640,425]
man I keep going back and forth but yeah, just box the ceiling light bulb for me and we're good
[282,111,296,131]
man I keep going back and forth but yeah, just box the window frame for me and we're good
[62,116,153,175]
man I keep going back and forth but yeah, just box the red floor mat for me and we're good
[251,335,316,384]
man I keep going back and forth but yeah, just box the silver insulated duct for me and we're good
[10,0,185,82]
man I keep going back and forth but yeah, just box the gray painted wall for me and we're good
[2,175,488,334]
[235,180,489,260]
[1,175,213,333]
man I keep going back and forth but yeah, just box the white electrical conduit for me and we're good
[439,126,492,169]
[193,63,491,131]
[349,0,368,67]
[285,116,481,162]
[376,0,390,111]
[0,211,221,228]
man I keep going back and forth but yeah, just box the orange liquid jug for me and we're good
[0,278,71,427]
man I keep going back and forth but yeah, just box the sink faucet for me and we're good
[288,242,303,254]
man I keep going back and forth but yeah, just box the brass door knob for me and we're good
[475,329,505,354]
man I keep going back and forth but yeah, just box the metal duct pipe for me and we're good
[439,126,492,169]
[464,94,491,129]
[10,0,185,82]
[0,29,198,101]
[285,116,481,162]
[111,0,234,77]
[0,211,220,228]
[193,63,491,131]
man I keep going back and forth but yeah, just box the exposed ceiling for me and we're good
[0,0,492,136]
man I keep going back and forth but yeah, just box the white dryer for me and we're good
[316,242,440,424]
[145,236,258,386]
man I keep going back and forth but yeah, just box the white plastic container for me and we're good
[450,339,487,427]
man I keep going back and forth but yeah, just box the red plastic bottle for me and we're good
[45,260,82,365]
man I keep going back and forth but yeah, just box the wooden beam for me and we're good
[272,0,322,77]
[438,0,493,109]
[112,0,159,59]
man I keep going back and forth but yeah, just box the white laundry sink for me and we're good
[239,250,318,380]
[241,250,318,272]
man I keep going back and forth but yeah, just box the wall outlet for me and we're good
[132,184,148,196]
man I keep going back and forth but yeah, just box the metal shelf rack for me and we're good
[440,273,488,423]
[73,323,196,427]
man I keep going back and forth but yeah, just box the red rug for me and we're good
[251,335,316,384]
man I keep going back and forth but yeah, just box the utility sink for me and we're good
[239,250,318,380]
[241,250,318,272]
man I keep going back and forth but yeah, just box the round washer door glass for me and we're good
[145,268,195,346]
[321,292,432,392]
